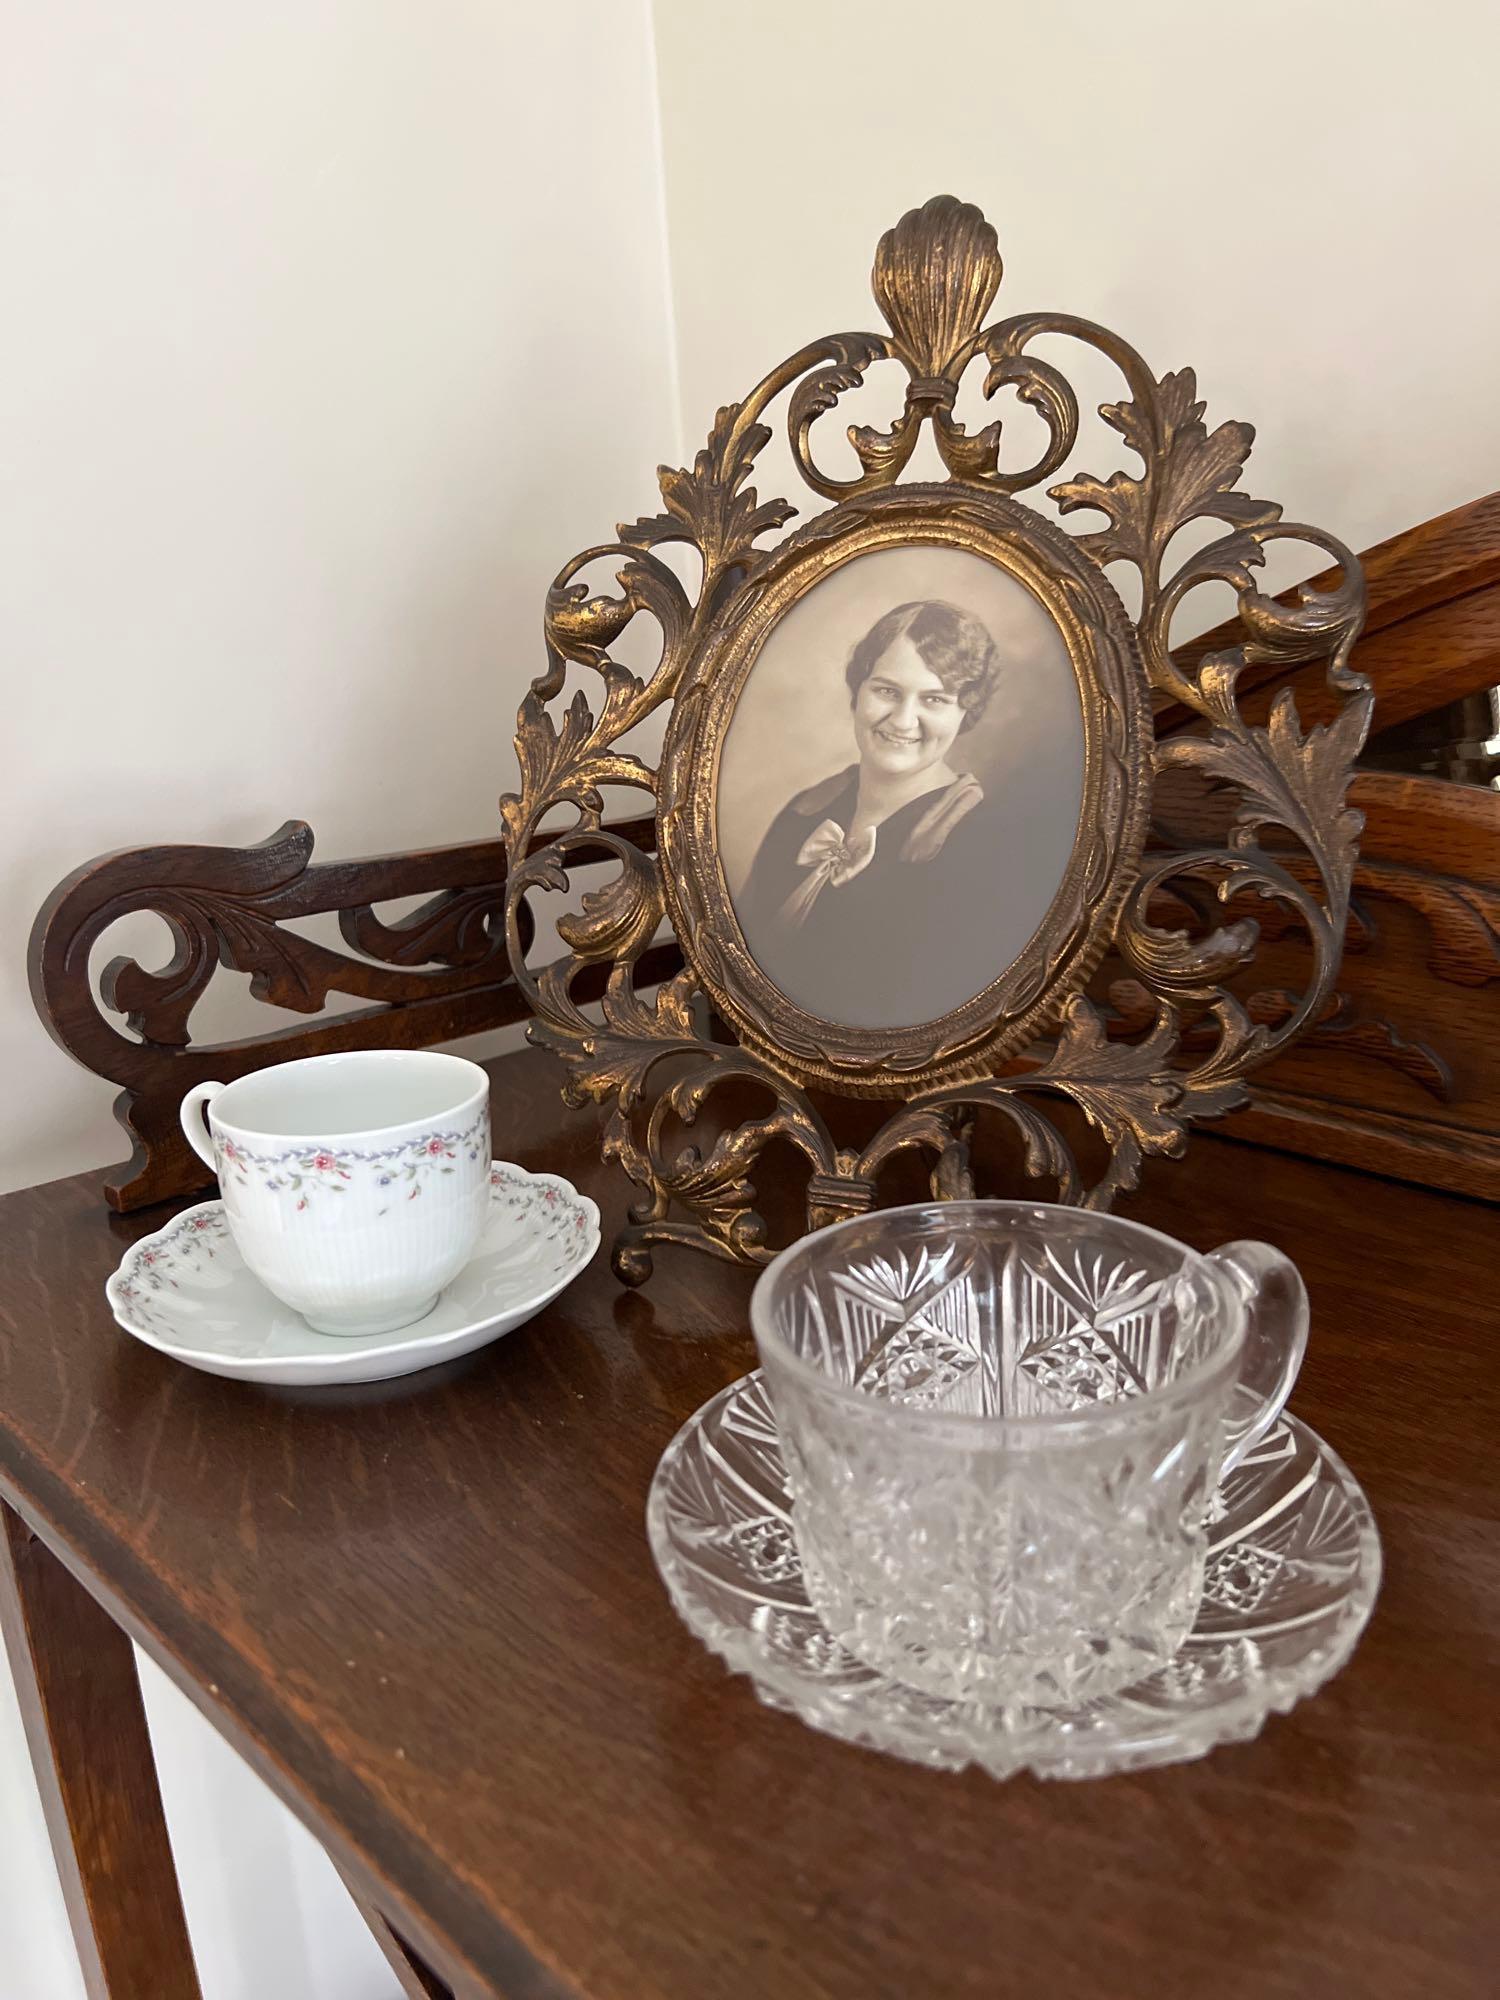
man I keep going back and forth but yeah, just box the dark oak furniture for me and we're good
[10,486,1499,1994]
[2,1050,1498,2000]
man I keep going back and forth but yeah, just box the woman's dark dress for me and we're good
[734,765,1012,1028]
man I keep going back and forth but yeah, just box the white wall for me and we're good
[2,0,681,1200]
[0,4,679,1995]
[653,0,1500,585]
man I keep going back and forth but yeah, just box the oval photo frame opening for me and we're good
[660,486,1153,1095]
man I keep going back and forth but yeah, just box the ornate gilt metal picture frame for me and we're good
[667,485,1148,1088]
[500,196,1370,1282]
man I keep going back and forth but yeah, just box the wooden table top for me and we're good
[1,1048,1496,2000]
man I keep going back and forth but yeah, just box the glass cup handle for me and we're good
[179,1081,226,1174]
[1202,1239,1309,1482]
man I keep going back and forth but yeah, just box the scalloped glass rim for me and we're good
[647,1371,1382,1782]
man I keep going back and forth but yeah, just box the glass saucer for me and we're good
[647,1371,1381,1781]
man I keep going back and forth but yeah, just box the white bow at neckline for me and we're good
[781,818,877,926]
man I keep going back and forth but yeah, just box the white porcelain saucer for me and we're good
[648,1371,1381,1781]
[106,1163,599,1385]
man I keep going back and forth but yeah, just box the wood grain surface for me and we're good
[1149,768,1500,1201]
[0,1504,202,1998]
[1158,486,1500,735]
[0,1049,1496,2000]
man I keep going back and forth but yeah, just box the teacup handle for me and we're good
[179,1081,226,1174]
[1202,1239,1309,1481]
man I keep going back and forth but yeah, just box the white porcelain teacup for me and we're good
[179,1050,491,1336]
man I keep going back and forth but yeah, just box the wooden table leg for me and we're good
[0,1500,202,1999]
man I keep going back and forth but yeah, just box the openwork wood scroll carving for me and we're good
[500,195,1370,1283]
[28,819,670,1213]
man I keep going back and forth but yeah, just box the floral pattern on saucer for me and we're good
[112,1209,230,1333]
[214,1109,490,1211]
[489,1161,594,1253]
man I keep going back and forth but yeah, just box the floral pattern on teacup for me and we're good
[215,1110,490,1212]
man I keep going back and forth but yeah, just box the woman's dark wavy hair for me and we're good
[844,599,1001,732]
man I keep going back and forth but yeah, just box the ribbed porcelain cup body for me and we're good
[179,1051,491,1335]
[751,1201,1308,1708]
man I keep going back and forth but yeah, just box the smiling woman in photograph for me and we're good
[734,598,1010,1027]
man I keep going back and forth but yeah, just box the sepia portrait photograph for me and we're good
[717,545,1086,1030]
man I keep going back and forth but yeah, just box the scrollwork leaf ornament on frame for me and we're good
[500,194,1370,1284]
